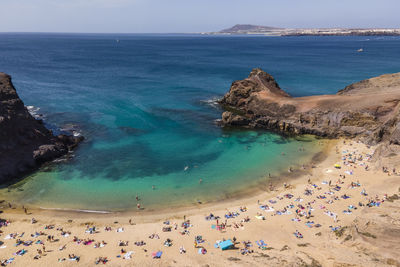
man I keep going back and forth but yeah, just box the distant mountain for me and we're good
[219,24,283,34]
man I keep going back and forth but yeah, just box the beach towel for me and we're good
[294,232,303,239]
[219,240,234,250]
[152,251,162,259]
[256,240,267,249]
[198,248,207,254]
[276,210,292,215]
[305,222,314,228]
[123,251,133,259]
[15,249,27,256]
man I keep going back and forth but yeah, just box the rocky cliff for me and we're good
[0,73,83,184]
[220,69,400,145]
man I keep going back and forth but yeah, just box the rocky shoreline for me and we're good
[0,73,83,184]
[220,69,400,145]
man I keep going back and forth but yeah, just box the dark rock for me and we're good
[0,72,83,184]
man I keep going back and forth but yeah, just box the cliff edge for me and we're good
[220,69,400,146]
[0,73,83,184]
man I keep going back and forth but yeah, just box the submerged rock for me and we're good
[0,72,83,184]
[220,68,400,145]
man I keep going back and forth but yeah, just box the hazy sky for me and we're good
[1,0,398,33]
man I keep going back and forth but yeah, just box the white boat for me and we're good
[357,48,364,52]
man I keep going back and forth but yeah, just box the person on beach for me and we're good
[269,182,274,191]
[137,203,141,210]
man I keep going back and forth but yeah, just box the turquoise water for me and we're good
[0,34,399,211]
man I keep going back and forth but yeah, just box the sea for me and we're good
[0,34,399,211]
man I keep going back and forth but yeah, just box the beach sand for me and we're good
[0,139,399,266]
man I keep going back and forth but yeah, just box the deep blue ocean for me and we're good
[1,34,399,211]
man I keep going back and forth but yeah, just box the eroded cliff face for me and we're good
[0,73,83,184]
[220,69,400,145]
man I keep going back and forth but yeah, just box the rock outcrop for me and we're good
[0,72,83,184]
[220,68,400,145]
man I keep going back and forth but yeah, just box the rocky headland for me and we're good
[0,73,83,184]
[220,69,400,164]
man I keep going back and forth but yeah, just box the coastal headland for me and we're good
[220,69,400,146]
[0,73,83,184]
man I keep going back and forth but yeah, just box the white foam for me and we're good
[26,105,44,119]
[39,207,112,214]
[200,97,220,108]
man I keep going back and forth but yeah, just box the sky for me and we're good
[0,0,399,33]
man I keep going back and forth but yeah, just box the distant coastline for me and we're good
[205,24,400,36]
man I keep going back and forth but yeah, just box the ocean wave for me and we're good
[26,105,45,119]
[27,105,84,138]
[39,207,112,214]
[200,97,221,109]
[60,124,83,137]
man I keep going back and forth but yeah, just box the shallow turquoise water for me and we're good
[9,134,319,211]
[0,34,399,211]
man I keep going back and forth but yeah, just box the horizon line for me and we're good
[1,25,400,35]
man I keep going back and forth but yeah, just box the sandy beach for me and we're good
[1,139,399,267]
